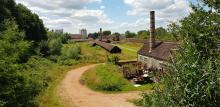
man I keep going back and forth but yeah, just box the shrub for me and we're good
[107,54,119,65]
[61,43,81,60]
[48,38,62,55]
[38,40,50,56]
[58,57,79,66]
[141,1,220,106]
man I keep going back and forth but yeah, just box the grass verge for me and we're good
[81,64,154,93]
[38,63,90,107]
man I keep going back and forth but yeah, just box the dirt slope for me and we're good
[58,64,140,107]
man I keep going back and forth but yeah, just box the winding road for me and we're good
[58,64,140,107]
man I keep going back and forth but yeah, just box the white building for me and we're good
[80,29,87,39]
[55,29,63,34]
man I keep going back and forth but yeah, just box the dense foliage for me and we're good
[141,0,220,107]
[103,30,111,36]
[136,27,174,41]
[0,0,47,42]
[125,30,137,38]
[0,1,81,107]
[0,20,32,106]
[88,32,99,39]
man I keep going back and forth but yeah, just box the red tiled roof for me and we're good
[138,40,178,61]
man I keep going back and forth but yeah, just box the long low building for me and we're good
[91,41,121,53]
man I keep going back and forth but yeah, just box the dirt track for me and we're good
[58,64,140,107]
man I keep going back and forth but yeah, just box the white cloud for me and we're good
[124,0,190,18]
[15,0,112,33]
[124,0,174,10]
[15,0,191,33]
[71,9,113,24]
[122,0,191,33]
[100,6,105,9]
[16,0,102,10]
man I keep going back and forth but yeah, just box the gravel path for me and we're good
[58,64,140,107]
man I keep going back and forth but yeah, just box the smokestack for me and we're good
[100,28,102,41]
[149,11,155,52]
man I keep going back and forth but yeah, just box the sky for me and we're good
[15,0,193,34]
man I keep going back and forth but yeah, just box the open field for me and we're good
[114,42,143,60]
[79,42,143,62]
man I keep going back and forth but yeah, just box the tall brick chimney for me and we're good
[149,11,155,52]
[100,28,102,41]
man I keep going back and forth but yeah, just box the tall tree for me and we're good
[137,30,149,39]
[0,20,32,107]
[0,0,47,42]
[141,0,220,107]
[103,30,111,36]
[0,0,16,30]
[14,4,47,42]
[125,30,136,38]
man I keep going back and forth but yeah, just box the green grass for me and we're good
[114,42,143,60]
[78,42,143,61]
[81,64,154,93]
[79,42,108,63]
[37,42,145,106]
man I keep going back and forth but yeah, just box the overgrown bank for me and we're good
[81,64,154,93]
[138,0,220,107]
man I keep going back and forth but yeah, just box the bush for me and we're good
[38,40,50,56]
[61,43,81,60]
[107,54,119,65]
[48,38,62,55]
[58,57,79,66]
[82,64,128,91]
[141,1,220,106]
[0,20,34,107]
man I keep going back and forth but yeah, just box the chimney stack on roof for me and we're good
[100,28,102,41]
[149,11,156,53]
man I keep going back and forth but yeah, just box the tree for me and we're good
[155,27,174,41]
[155,27,167,37]
[125,30,136,38]
[14,4,47,42]
[0,0,16,23]
[112,32,120,41]
[137,30,149,39]
[103,30,111,36]
[0,20,33,106]
[88,32,99,39]
[141,0,220,107]
[0,1,47,42]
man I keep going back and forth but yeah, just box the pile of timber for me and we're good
[90,40,121,53]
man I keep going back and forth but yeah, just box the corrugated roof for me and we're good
[138,40,178,61]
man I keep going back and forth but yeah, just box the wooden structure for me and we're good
[91,41,121,53]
